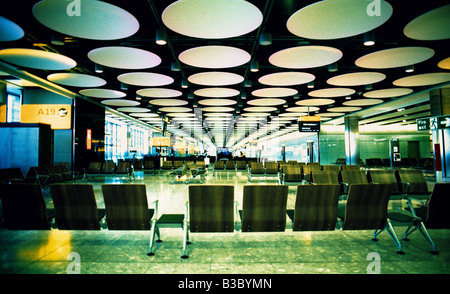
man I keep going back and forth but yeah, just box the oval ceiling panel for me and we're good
[258,72,315,86]
[136,88,182,98]
[0,16,24,41]
[101,100,140,107]
[162,0,262,39]
[251,87,298,98]
[363,88,413,98]
[327,72,386,86]
[198,99,237,106]
[32,0,139,40]
[88,46,161,69]
[188,71,244,86]
[117,72,174,87]
[287,0,392,40]
[149,99,188,106]
[355,47,435,69]
[404,4,450,40]
[79,89,126,99]
[343,99,384,106]
[0,48,76,70]
[393,73,450,87]
[194,88,240,98]
[296,98,335,106]
[179,45,250,69]
[269,46,342,69]
[48,73,106,87]
[308,88,355,97]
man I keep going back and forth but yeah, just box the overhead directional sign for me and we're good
[417,115,450,131]
[298,116,320,132]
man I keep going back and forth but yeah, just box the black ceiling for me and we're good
[1,0,449,147]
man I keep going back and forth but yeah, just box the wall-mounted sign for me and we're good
[0,105,6,123]
[298,116,320,132]
[417,115,450,131]
[152,136,171,147]
[20,104,71,129]
[86,129,92,150]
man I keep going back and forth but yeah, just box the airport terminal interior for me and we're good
[1,0,450,275]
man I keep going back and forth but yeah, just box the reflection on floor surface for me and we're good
[1,169,449,274]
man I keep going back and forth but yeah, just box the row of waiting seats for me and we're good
[1,181,448,258]
[83,161,134,181]
[0,164,78,186]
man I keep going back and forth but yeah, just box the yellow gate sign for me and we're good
[21,104,72,129]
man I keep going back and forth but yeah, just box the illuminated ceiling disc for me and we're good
[269,46,342,69]
[198,99,237,106]
[327,72,386,86]
[149,99,188,106]
[129,113,160,118]
[32,0,139,40]
[251,88,298,98]
[438,57,450,70]
[404,4,450,40]
[47,73,106,87]
[393,73,450,87]
[0,48,76,70]
[101,100,140,107]
[79,89,126,98]
[159,107,192,113]
[117,107,149,113]
[355,47,435,69]
[167,113,195,117]
[137,88,182,98]
[194,88,240,98]
[308,88,355,97]
[286,106,320,112]
[296,99,335,106]
[279,112,307,117]
[242,112,271,117]
[247,98,286,106]
[179,45,250,69]
[363,88,413,98]
[204,113,233,117]
[317,112,344,117]
[287,0,392,40]
[244,107,277,112]
[258,72,315,86]
[117,72,174,87]
[343,99,384,106]
[202,107,235,112]
[188,72,244,86]
[328,106,362,112]
[162,0,262,39]
[0,16,24,41]
[88,46,161,70]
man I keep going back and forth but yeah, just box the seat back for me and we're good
[101,162,116,174]
[50,184,100,230]
[321,165,340,172]
[342,183,391,230]
[188,185,234,232]
[225,160,236,169]
[236,160,247,170]
[249,162,264,174]
[242,185,288,232]
[341,165,360,171]
[86,162,101,173]
[116,161,131,174]
[340,170,368,184]
[424,183,450,229]
[283,165,302,182]
[0,184,50,230]
[367,170,400,193]
[265,162,278,174]
[214,160,224,169]
[102,184,151,230]
[310,170,339,184]
[395,170,428,193]
[293,184,340,231]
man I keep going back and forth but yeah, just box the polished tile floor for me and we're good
[1,168,449,275]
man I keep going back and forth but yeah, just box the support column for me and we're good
[430,88,450,180]
[345,116,360,165]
